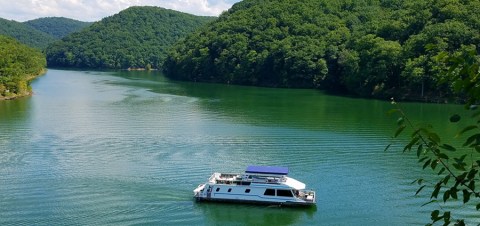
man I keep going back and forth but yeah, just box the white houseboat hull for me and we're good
[193,166,316,206]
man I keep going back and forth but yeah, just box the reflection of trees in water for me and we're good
[0,97,31,124]
[195,202,316,226]
[168,80,465,136]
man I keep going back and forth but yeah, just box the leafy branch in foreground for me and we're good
[387,49,480,226]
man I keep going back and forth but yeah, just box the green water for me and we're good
[0,69,477,225]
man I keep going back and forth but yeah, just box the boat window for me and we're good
[263,189,275,196]
[277,189,293,197]
[245,189,251,193]
[240,181,251,186]
[228,188,232,192]
[216,188,220,192]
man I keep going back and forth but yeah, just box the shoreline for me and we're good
[0,69,47,101]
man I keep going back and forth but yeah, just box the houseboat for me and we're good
[193,166,316,206]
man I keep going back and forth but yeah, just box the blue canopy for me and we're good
[245,166,289,175]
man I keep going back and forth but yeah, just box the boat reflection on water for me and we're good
[194,202,316,226]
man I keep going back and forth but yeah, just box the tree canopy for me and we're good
[0,35,46,99]
[0,18,57,49]
[24,17,92,39]
[0,17,90,49]
[45,6,215,70]
[163,0,480,101]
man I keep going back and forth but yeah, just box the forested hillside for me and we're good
[0,35,46,99]
[24,17,92,39]
[0,18,56,49]
[46,6,215,69]
[164,0,480,101]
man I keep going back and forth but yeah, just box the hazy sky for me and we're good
[0,0,241,22]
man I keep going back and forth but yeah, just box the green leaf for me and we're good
[468,180,475,191]
[450,114,461,123]
[463,134,480,147]
[455,155,467,163]
[462,190,471,203]
[384,144,392,152]
[437,167,445,175]
[443,211,451,225]
[431,160,438,170]
[455,172,468,187]
[397,117,404,126]
[431,210,440,220]
[422,200,437,207]
[453,163,466,171]
[476,203,480,210]
[450,188,458,199]
[395,125,406,138]
[467,169,478,180]
[404,136,420,152]
[416,179,424,185]
[415,185,426,195]
[475,145,480,153]
[440,144,456,152]
[443,174,450,185]
[431,183,441,199]
[437,153,449,160]
[443,190,450,202]
[456,125,478,137]
[417,144,424,157]
[423,159,432,169]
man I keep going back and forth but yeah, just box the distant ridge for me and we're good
[0,17,92,49]
[46,6,215,69]
[0,17,56,49]
[24,17,92,39]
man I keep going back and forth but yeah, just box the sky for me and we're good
[0,0,241,22]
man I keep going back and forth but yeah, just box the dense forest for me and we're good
[164,0,480,101]
[46,6,215,70]
[0,35,46,99]
[0,18,57,49]
[24,17,92,39]
[0,17,90,49]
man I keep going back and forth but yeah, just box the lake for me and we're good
[0,69,477,225]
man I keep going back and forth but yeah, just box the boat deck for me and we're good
[211,173,288,185]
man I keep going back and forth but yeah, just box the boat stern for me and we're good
[193,184,206,198]
[303,190,316,205]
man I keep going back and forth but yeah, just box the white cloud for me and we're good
[0,0,240,22]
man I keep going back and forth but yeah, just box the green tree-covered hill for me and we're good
[46,6,215,70]
[0,18,57,49]
[164,0,480,101]
[24,17,92,39]
[0,35,46,100]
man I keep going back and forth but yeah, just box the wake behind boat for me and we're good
[193,166,316,206]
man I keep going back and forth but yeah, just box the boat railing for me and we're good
[296,190,316,203]
[212,173,290,185]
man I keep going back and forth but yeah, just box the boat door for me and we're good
[207,186,212,198]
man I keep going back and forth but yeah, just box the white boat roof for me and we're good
[284,177,306,190]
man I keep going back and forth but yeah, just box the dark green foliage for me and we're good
[164,0,480,101]
[45,6,215,69]
[0,35,46,99]
[0,18,57,49]
[24,17,92,39]
[389,51,480,225]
